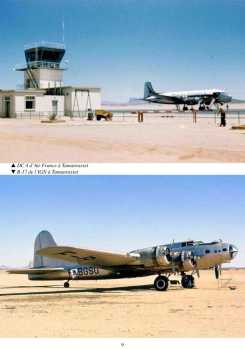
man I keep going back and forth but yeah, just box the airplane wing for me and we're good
[157,95,183,104]
[37,246,138,267]
[146,94,183,104]
[7,267,65,274]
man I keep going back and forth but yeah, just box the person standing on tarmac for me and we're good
[219,105,226,127]
[191,107,197,123]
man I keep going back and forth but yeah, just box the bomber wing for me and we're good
[7,267,65,274]
[37,246,138,267]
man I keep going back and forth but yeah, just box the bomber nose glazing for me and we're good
[229,244,238,259]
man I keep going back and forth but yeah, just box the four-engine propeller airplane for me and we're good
[143,81,232,111]
[8,231,238,291]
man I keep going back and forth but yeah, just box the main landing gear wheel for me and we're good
[154,275,169,291]
[181,275,194,289]
[64,281,70,288]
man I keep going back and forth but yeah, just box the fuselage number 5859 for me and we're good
[70,267,99,279]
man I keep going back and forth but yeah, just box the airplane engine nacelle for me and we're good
[155,246,171,266]
[185,97,200,106]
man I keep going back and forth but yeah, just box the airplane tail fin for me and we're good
[33,231,61,268]
[144,81,157,99]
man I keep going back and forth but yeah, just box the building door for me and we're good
[4,97,11,118]
[52,100,58,117]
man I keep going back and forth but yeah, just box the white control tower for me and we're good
[16,42,67,89]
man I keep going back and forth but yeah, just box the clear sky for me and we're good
[0,175,244,267]
[0,0,244,101]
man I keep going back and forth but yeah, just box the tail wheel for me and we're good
[64,281,70,288]
[181,275,194,289]
[154,276,169,291]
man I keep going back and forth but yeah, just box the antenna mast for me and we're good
[62,17,65,44]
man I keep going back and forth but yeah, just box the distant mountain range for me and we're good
[231,98,245,103]
[0,265,9,270]
[0,262,32,270]
[103,98,245,106]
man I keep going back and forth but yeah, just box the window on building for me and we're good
[25,96,35,110]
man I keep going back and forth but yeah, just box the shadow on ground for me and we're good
[0,283,160,297]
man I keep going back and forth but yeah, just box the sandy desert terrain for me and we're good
[0,269,244,337]
[0,115,245,162]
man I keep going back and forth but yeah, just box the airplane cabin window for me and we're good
[223,248,227,252]
[205,249,210,254]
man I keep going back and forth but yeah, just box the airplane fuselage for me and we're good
[144,82,232,106]
[28,240,237,282]
[162,89,224,98]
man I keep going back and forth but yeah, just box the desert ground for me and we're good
[0,113,245,162]
[0,269,244,337]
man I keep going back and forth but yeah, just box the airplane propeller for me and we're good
[214,239,224,279]
[181,251,200,278]
[195,267,200,278]
[190,253,200,278]
[214,264,222,279]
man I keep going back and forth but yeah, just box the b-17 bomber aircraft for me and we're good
[8,231,238,291]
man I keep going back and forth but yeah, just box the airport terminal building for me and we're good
[0,42,101,118]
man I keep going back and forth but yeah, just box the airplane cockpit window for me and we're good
[223,248,227,252]
[181,241,194,247]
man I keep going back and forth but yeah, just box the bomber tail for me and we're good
[144,81,157,99]
[33,231,63,268]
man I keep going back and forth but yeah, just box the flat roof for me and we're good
[62,85,101,91]
[24,42,65,50]
[15,65,66,72]
[0,89,46,94]
[0,86,101,94]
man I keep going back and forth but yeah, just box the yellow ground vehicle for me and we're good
[95,109,113,121]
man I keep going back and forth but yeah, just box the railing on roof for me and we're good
[15,61,68,71]
[24,41,66,50]
[26,61,64,69]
